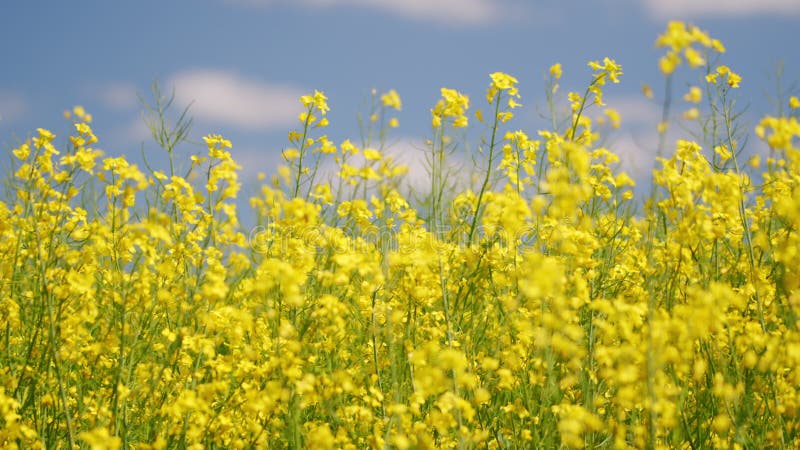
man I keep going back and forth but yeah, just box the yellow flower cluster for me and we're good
[706,65,742,88]
[655,21,725,75]
[431,88,470,128]
[1,22,799,449]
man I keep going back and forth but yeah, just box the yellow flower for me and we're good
[313,90,330,113]
[362,148,382,161]
[315,135,336,154]
[549,63,562,80]
[78,427,122,450]
[432,87,469,128]
[726,71,742,88]
[683,86,702,103]
[655,22,724,78]
[32,128,56,149]
[489,72,519,91]
[431,112,442,128]
[714,144,732,161]
[642,83,654,99]
[12,143,30,161]
[299,111,316,124]
[790,96,800,109]
[684,47,705,68]
[604,57,623,83]
[72,105,93,122]
[202,134,232,149]
[380,89,402,110]
[756,115,800,150]
[712,414,732,434]
[288,130,302,143]
[300,90,329,114]
[312,182,334,204]
[487,72,520,104]
[341,139,358,155]
[568,91,582,112]
[74,122,98,144]
[306,423,336,449]
[714,65,742,88]
[655,21,692,51]
[604,108,621,128]
[659,52,681,75]
[282,148,300,160]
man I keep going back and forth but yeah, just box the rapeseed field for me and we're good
[2,22,799,449]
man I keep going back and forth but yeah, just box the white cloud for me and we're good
[607,130,658,181]
[97,82,140,110]
[280,136,472,198]
[168,70,306,130]
[587,94,663,182]
[607,123,698,194]
[0,91,29,123]
[227,0,516,26]
[383,138,433,191]
[606,95,662,129]
[643,0,800,19]
[361,138,472,193]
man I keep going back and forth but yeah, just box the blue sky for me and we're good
[1,0,798,198]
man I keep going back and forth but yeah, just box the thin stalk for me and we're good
[720,94,765,332]
[293,106,315,198]
[45,287,76,448]
[370,289,386,418]
[568,74,605,142]
[468,92,503,243]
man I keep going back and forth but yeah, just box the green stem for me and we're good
[468,92,503,243]
[568,73,605,142]
[293,105,315,198]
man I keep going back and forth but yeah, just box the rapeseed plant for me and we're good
[1,21,799,449]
